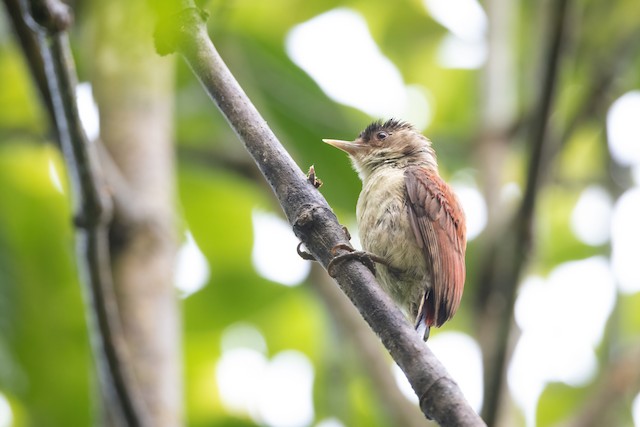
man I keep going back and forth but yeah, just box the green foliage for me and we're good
[0,47,45,133]
[537,382,589,427]
[619,291,640,339]
[0,142,91,426]
[535,185,596,271]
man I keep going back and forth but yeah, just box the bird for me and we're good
[323,119,466,340]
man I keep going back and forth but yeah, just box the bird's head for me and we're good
[323,119,437,181]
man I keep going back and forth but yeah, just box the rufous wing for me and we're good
[405,166,467,328]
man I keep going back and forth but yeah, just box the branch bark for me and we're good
[155,6,484,425]
[22,0,149,425]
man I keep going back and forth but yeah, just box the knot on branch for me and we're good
[292,203,333,232]
[28,0,73,33]
[154,7,209,56]
[72,194,114,231]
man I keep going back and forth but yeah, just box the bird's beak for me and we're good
[323,139,367,156]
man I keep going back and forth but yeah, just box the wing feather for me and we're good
[405,166,466,327]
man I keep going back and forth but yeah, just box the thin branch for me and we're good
[518,0,569,222]
[155,6,484,425]
[477,0,571,424]
[22,0,148,425]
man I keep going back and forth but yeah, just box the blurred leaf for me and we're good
[0,142,91,426]
[537,382,589,427]
[0,46,46,133]
[557,124,606,183]
[535,185,600,272]
[347,376,393,427]
[178,165,279,328]
[2,0,640,424]
[619,291,640,339]
[179,164,322,424]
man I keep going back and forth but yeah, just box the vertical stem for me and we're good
[90,0,181,425]
[479,0,570,424]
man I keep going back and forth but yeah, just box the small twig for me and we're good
[306,165,323,188]
[23,0,148,425]
[155,6,484,425]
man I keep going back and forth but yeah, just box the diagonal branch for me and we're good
[155,5,484,426]
[22,0,149,425]
[179,145,427,425]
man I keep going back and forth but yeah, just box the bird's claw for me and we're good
[327,244,382,277]
[330,243,354,256]
[295,224,356,265]
[296,242,316,261]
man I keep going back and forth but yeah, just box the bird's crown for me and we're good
[359,118,414,143]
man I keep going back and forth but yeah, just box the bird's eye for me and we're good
[376,131,388,140]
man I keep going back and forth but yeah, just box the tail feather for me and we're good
[414,289,431,341]
[415,314,430,341]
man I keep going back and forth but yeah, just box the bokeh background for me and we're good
[1,0,639,426]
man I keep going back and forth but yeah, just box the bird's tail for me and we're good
[415,315,430,341]
[414,290,430,341]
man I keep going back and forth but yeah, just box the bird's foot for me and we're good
[327,243,387,277]
[296,225,353,263]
